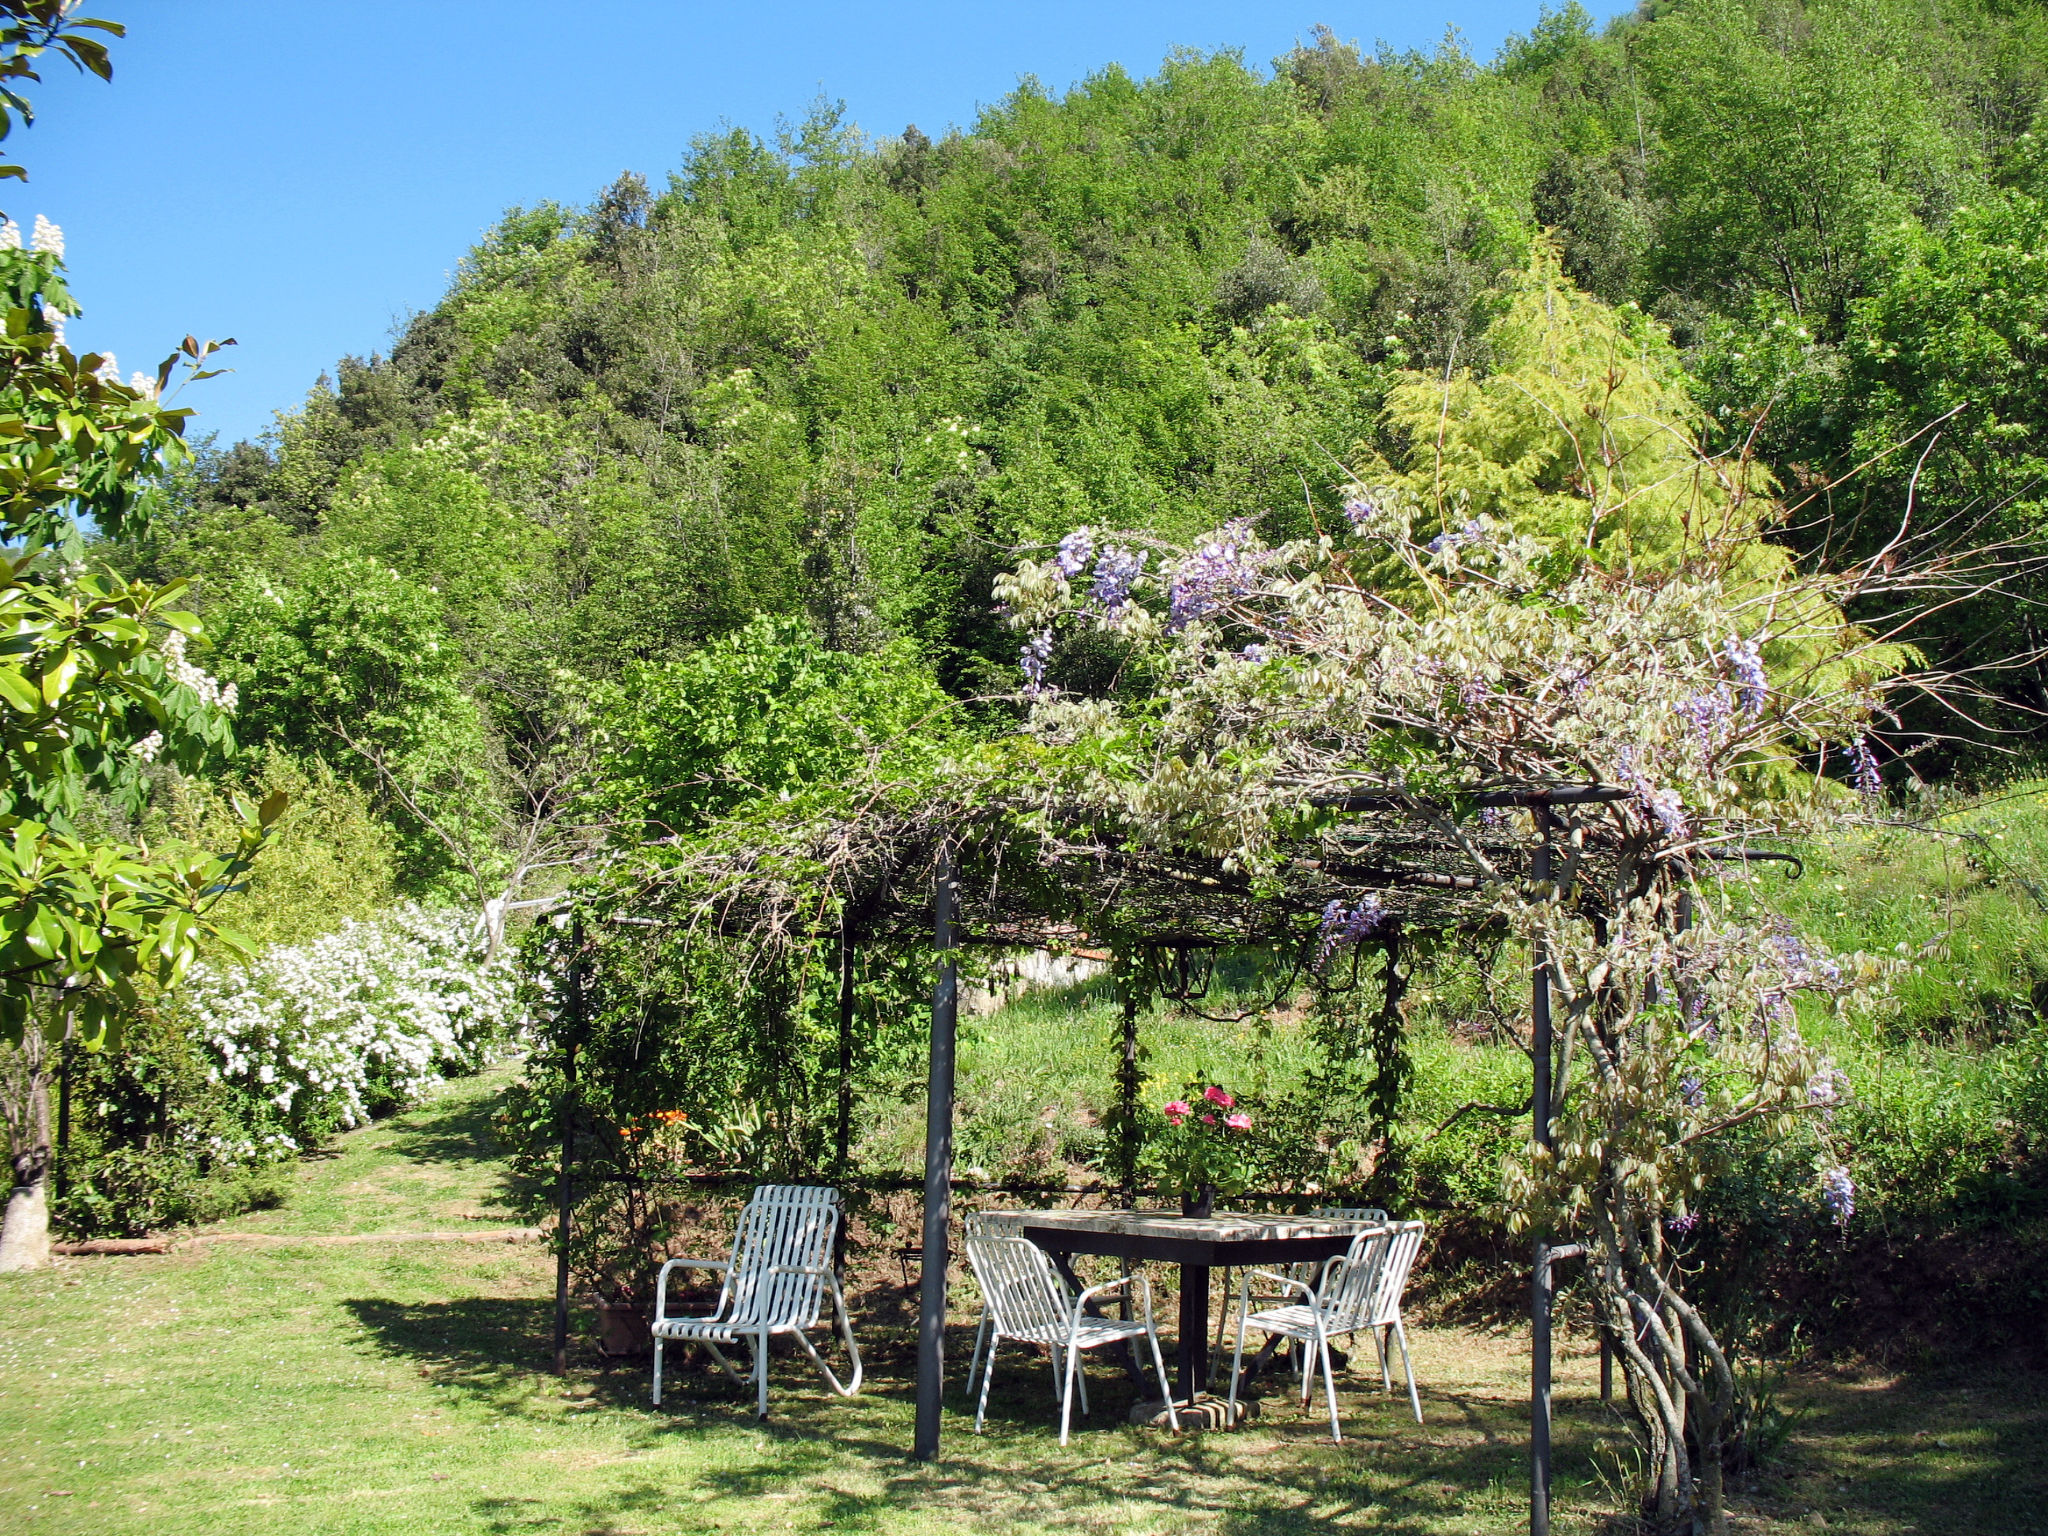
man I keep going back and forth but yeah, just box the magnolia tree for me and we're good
[991,250,1963,1534]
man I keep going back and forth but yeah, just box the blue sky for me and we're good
[19,1,1622,448]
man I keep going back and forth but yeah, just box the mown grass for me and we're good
[6,1068,2047,1533]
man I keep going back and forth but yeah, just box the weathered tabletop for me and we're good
[1012,1209,1371,1405]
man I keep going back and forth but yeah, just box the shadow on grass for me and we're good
[349,1293,1548,1534]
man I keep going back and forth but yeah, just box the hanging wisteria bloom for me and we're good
[1426,519,1489,557]
[1722,636,1767,714]
[1821,1165,1856,1225]
[1315,894,1390,969]
[1852,736,1883,802]
[1054,526,1094,580]
[1018,628,1053,696]
[1166,518,1259,631]
[1087,544,1148,617]
[1675,686,1735,748]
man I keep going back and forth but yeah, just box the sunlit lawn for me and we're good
[3,1071,2044,1534]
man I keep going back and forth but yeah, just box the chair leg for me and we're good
[1319,1333,1343,1444]
[652,1336,665,1407]
[1059,1337,1082,1446]
[755,1328,770,1420]
[1394,1319,1421,1424]
[703,1340,747,1389]
[1143,1322,1181,1434]
[966,1308,989,1402]
[1376,1324,1392,1391]
[1075,1352,1091,1417]
[975,1335,999,1433]
[1226,1305,1250,1423]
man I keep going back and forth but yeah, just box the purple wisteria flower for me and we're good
[1666,1211,1700,1237]
[1087,545,1148,617]
[1167,519,1259,632]
[1019,629,1053,696]
[1723,637,1767,714]
[1821,1165,1856,1224]
[1851,736,1883,803]
[1676,686,1735,748]
[1315,894,1390,969]
[1620,747,1690,842]
[1769,926,1842,988]
[1342,492,1380,531]
[1054,526,1094,579]
[1679,1074,1705,1108]
[1425,519,1488,557]
[1240,643,1269,663]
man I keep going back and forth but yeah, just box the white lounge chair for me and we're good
[650,1183,863,1418]
[963,1230,1181,1446]
[1227,1219,1426,1440]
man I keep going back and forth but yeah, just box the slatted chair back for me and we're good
[722,1185,841,1334]
[1313,1226,1395,1335]
[1361,1220,1425,1327]
[964,1210,1030,1238]
[964,1233,1071,1341]
[1312,1205,1388,1224]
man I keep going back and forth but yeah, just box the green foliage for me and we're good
[586,613,954,839]
[208,553,494,895]
[166,748,399,952]
[0,241,274,1045]
[0,1,122,181]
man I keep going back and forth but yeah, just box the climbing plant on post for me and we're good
[989,248,1975,1534]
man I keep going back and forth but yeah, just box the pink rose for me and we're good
[1200,1113,1217,1125]
[1225,1112,1251,1131]
[1163,1100,1191,1122]
[1203,1085,1235,1108]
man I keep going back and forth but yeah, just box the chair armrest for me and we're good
[1243,1268,1316,1301]
[656,1256,731,1321]
[1072,1272,1153,1330]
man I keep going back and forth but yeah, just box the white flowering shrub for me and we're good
[183,904,522,1136]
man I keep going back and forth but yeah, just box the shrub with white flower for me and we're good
[182,904,522,1135]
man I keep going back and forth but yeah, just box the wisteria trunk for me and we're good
[1592,1175,1735,1535]
[0,1026,53,1272]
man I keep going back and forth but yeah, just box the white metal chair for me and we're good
[963,1231,1181,1445]
[650,1184,863,1418]
[1215,1206,1391,1385]
[963,1210,1041,1404]
[1227,1220,1426,1441]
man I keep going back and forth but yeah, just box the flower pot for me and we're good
[595,1299,652,1358]
[1180,1184,1216,1219]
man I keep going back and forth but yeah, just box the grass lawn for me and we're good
[3,1069,2046,1534]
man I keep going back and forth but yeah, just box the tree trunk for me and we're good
[0,1027,53,1272]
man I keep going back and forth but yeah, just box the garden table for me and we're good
[1013,1209,1371,1408]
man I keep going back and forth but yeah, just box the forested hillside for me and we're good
[117,0,2048,900]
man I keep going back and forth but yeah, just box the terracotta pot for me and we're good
[595,1299,652,1358]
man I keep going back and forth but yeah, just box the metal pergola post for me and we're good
[913,841,959,1460]
[1530,836,1555,1536]
[553,913,585,1376]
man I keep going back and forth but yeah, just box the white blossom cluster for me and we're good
[158,628,238,713]
[183,904,522,1131]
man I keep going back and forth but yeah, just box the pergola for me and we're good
[565,782,1634,1536]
